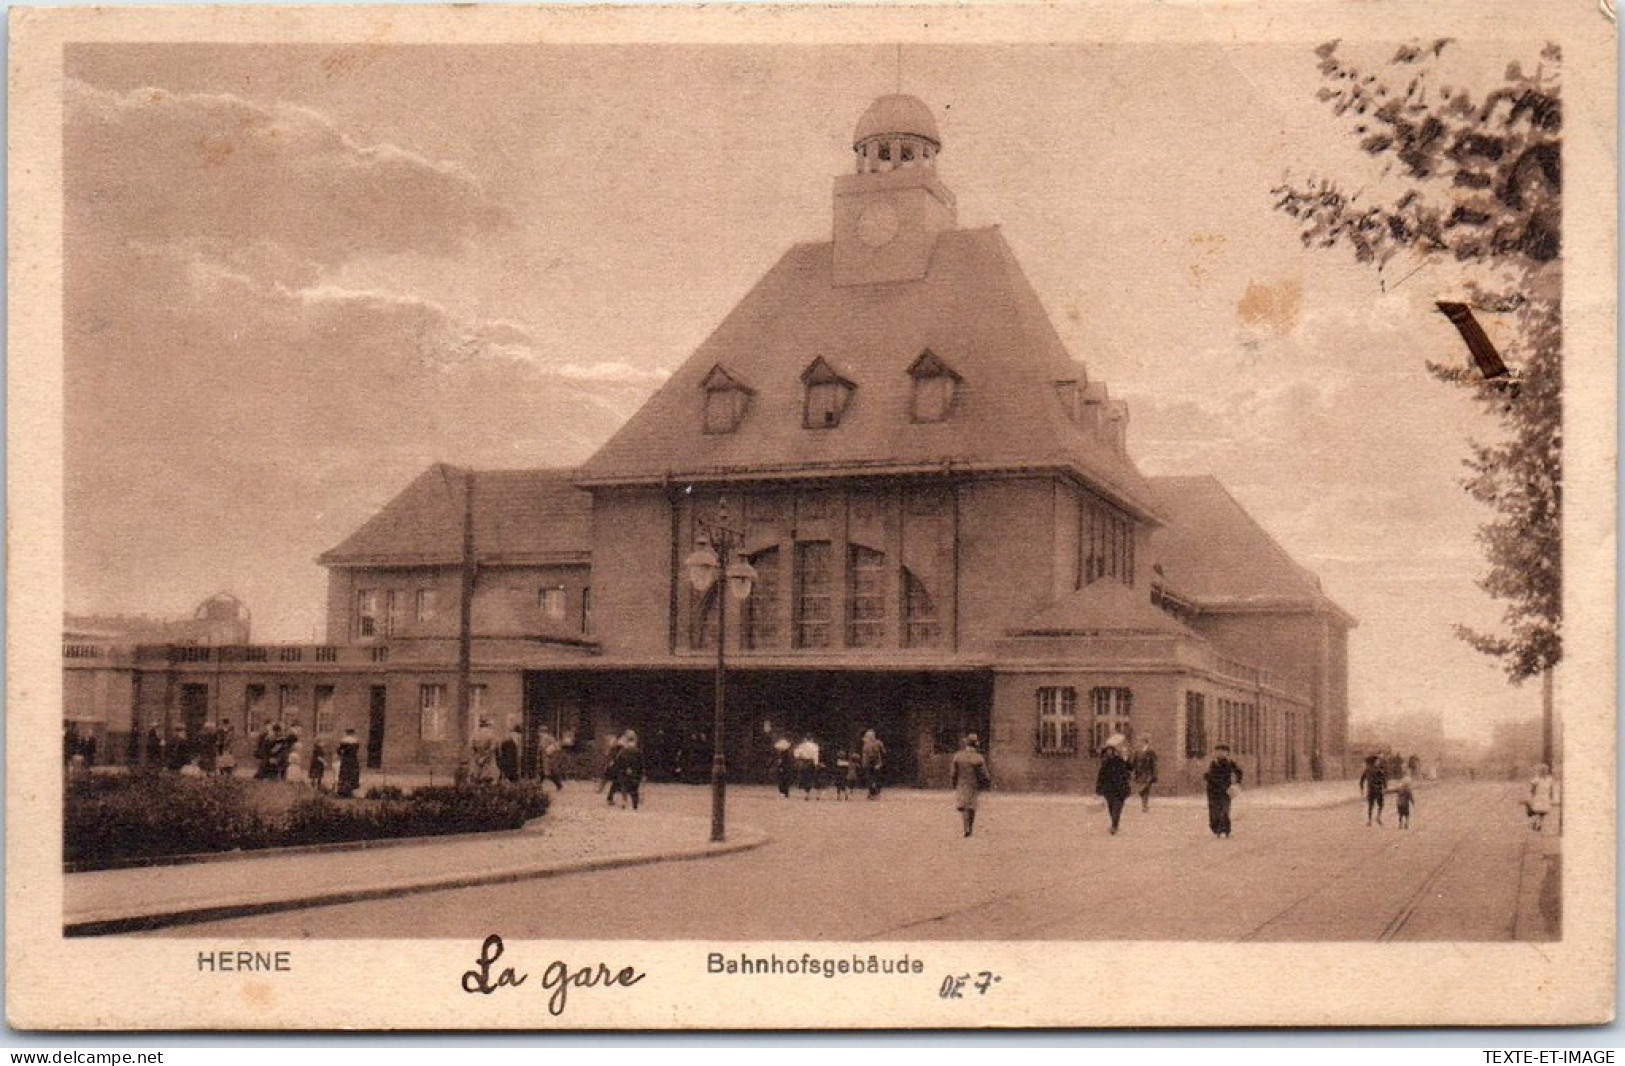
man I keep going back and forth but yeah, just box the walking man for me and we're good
[1132,735,1159,812]
[1204,743,1243,838]
[860,729,887,800]
[1095,734,1134,835]
[1359,754,1388,826]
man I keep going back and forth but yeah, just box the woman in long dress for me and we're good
[949,734,990,837]
[336,727,363,798]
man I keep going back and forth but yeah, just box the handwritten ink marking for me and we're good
[940,971,1002,999]
[462,934,528,994]
[460,934,646,1017]
[541,959,646,1017]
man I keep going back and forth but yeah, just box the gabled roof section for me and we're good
[1148,475,1355,625]
[908,348,962,381]
[320,464,592,568]
[799,356,855,387]
[701,364,755,394]
[575,226,1161,523]
[1009,579,1199,638]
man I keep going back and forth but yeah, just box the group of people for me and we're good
[1093,735,1163,835]
[949,732,1244,840]
[125,719,365,798]
[466,719,569,789]
[599,730,646,809]
[770,729,888,802]
[1358,754,1417,828]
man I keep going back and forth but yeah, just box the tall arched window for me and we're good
[846,544,887,647]
[743,546,780,649]
[902,567,941,648]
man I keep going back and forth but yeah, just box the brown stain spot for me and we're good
[197,137,235,167]
[1237,279,1303,336]
[242,981,273,1007]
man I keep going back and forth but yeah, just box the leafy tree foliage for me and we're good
[1274,40,1561,683]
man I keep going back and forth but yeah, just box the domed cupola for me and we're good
[852,93,941,173]
[833,94,957,287]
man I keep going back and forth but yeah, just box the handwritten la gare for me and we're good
[461,934,645,1017]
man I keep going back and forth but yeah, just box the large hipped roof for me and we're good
[575,227,1161,522]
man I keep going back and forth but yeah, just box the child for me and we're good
[832,751,854,800]
[1395,775,1415,829]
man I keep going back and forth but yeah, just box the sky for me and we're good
[61,40,1552,741]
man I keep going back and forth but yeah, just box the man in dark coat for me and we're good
[1359,754,1388,826]
[497,726,522,784]
[166,726,190,772]
[1094,734,1135,835]
[1204,744,1243,838]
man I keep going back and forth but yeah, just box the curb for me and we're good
[65,827,770,937]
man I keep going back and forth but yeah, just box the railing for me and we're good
[62,644,102,659]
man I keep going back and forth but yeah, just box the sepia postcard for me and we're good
[7,0,1617,1030]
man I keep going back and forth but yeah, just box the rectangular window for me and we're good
[911,375,955,423]
[540,587,567,622]
[580,587,592,635]
[414,588,439,623]
[704,388,748,434]
[1184,691,1208,758]
[470,684,488,723]
[804,382,848,428]
[846,544,887,647]
[277,683,298,726]
[244,684,266,732]
[356,590,379,639]
[419,684,447,741]
[1037,686,1078,755]
[384,590,403,637]
[314,685,336,736]
[1089,687,1133,755]
[793,541,832,648]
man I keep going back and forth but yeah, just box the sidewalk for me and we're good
[64,791,769,936]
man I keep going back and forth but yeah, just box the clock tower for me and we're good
[832,94,958,287]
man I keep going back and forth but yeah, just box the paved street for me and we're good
[154,779,1557,941]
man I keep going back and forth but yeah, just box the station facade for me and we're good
[65,95,1353,793]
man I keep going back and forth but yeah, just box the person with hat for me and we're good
[1094,733,1135,835]
[335,727,363,798]
[949,733,991,837]
[1204,743,1244,838]
[469,718,498,783]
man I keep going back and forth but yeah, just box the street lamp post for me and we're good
[683,500,756,843]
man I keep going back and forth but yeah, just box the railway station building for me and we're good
[64,94,1353,793]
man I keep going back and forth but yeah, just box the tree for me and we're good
[1273,40,1562,685]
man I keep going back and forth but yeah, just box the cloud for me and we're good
[65,79,505,270]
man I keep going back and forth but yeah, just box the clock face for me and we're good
[856,200,901,248]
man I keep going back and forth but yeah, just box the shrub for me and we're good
[66,773,552,869]
[363,785,406,802]
[64,773,272,867]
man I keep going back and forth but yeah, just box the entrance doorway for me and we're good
[179,684,210,742]
[367,685,387,770]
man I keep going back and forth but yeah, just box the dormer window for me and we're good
[801,357,856,429]
[908,349,962,423]
[701,365,754,434]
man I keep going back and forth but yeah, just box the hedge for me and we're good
[65,772,550,870]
